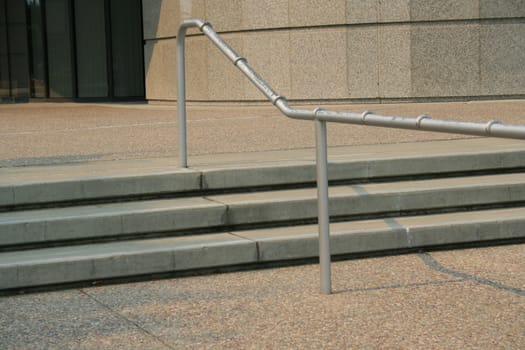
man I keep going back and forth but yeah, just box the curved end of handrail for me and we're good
[181,18,207,29]
[177,18,208,39]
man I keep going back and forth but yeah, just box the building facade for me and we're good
[143,0,525,104]
[2,1,525,104]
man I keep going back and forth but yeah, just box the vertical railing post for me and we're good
[315,115,332,295]
[176,25,188,168]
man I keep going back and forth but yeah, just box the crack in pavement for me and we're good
[78,289,175,350]
[418,252,525,296]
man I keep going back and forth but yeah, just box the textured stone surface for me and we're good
[432,242,525,290]
[140,1,525,102]
[235,208,525,262]
[380,0,410,22]
[205,0,243,32]
[0,233,258,289]
[289,0,346,26]
[201,162,314,189]
[290,28,348,99]
[3,246,524,349]
[0,290,165,349]
[171,233,258,270]
[2,207,524,290]
[12,181,83,205]
[1,101,525,167]
[347,26,379,98]
[346,0,378,24]
[205,174,525,226]
[411,23,480,97]
[242,0,289,30]
[410,0,479,21]
[145,35,209,102]
[0,198,226,246]
[144,40,177,101]
[0,187,13,206]
[480,0,525,18]
[242,31,291,99]
[379,25,411,98]
[186,36,209,100]
[207,34,246,100]
[480,22,525,96]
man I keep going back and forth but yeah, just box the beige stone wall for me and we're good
[142,0,525,103]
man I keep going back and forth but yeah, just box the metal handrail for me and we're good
[176,19,525,294]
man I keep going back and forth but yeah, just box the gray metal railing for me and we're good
[177,19,525,295]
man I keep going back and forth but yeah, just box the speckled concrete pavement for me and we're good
[1,100,524,348]
[1,244,523,349]
[1,100,525,167]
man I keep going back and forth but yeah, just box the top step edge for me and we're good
[1,139,524,209]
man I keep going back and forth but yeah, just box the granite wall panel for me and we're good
[144,40,177,101]
[207,34,245,100]
[480,0,525,19]
[242,31,291,100]
[242,0,289,30]
[411,24,480,97]
[347,0,378,24]
[347,27,379,99]
[289,0,346,27]
[480,22,525,95]
[379,25,411,98]
[142,0,525,102]
[379,0,410,22]
[206,0,243,32]
[290,28,348,99]
[410,0,479,21]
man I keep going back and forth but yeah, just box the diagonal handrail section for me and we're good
[176,19,525,294]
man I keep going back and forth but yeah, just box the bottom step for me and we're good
[1,207,524,291]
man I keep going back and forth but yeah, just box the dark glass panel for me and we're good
[0,0,9,98]
[6,0,29,98]
[74,0,108,98]
[46,0,74,97]
[27,0,46,97]
[110,0,144,97]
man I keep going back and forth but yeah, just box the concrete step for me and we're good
[1,138,524,209]
[1,173,524,249]
[1,207,523,291]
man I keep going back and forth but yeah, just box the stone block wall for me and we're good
[142,0,525,103]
